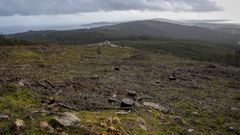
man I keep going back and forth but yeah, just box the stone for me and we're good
[0,114,9,120]
[228,126,235,132]
[187,129,194,133]
[108,98,117,103]
[114,67,120,71]
[169,76,177,80]
[127,90,137,97]
[192,112,200,116]
[91,75,100,80]
[169,71,177,80]
[231,107,239,111]
[207,65,216,69]
[14,119,26,132]
[143,102,168,113]
[18,80,25,86]
[50,112,81,127]
[112,93,117,98]
[121,98,134,108]
[155,80,161,84]
[115,110,131,115]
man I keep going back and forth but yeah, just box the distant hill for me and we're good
[189,23,240,35]
[80,22,117,29]
[10,20,240,45]
[1,22,117,34]
[153,18,240,35]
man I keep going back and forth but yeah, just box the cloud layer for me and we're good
[0,0,222,16]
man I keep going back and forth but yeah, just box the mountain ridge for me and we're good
[10,19,240,45]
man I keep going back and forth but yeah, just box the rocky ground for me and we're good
[0,43,240,135]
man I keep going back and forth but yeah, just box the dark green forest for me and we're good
[0,35,32,46]
[114,40,240,67]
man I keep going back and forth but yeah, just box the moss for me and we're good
[15,50,40,58]
[0,85,45,134]
[0,89,38,117]
[215,116,225,128]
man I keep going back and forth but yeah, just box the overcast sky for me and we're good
[0,0,239,28]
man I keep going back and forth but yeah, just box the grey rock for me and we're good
[169,76,177,80]
[114,67,120,71]
[121,98,134,108]
[187,128,194,133]
[0,114,9,120]
[50,112,81,127]
[228,126,235,132]
[91,75,100,80]
[192,112,200,116]
[231,107,238,111]
[143,102,168,113]
[127,90,137,97]
[108,98,117,103]
[155,80,161,84]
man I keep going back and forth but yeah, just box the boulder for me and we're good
[192,112,200,116]
[155,80,161,84]
[169,76,177,81]
[18,80,25,86]
[143,102,168,113]
[127,90,137,97]
[0,114,9,120]
[231,107,239,111]
[91,75,100,80]
[115,110,131,115]
[121,98,134,108]
[108,98,117,103]
[114,67,120,71]
[207,64,216,69]
[50,112,81,127]
[169,71,177,80]
[228,126,235,132]
[187,129,194,134]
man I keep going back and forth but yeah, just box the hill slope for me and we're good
[11,20,240,45]
[0,44,240,134]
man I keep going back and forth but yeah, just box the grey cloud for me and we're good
[0,0,222,16]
